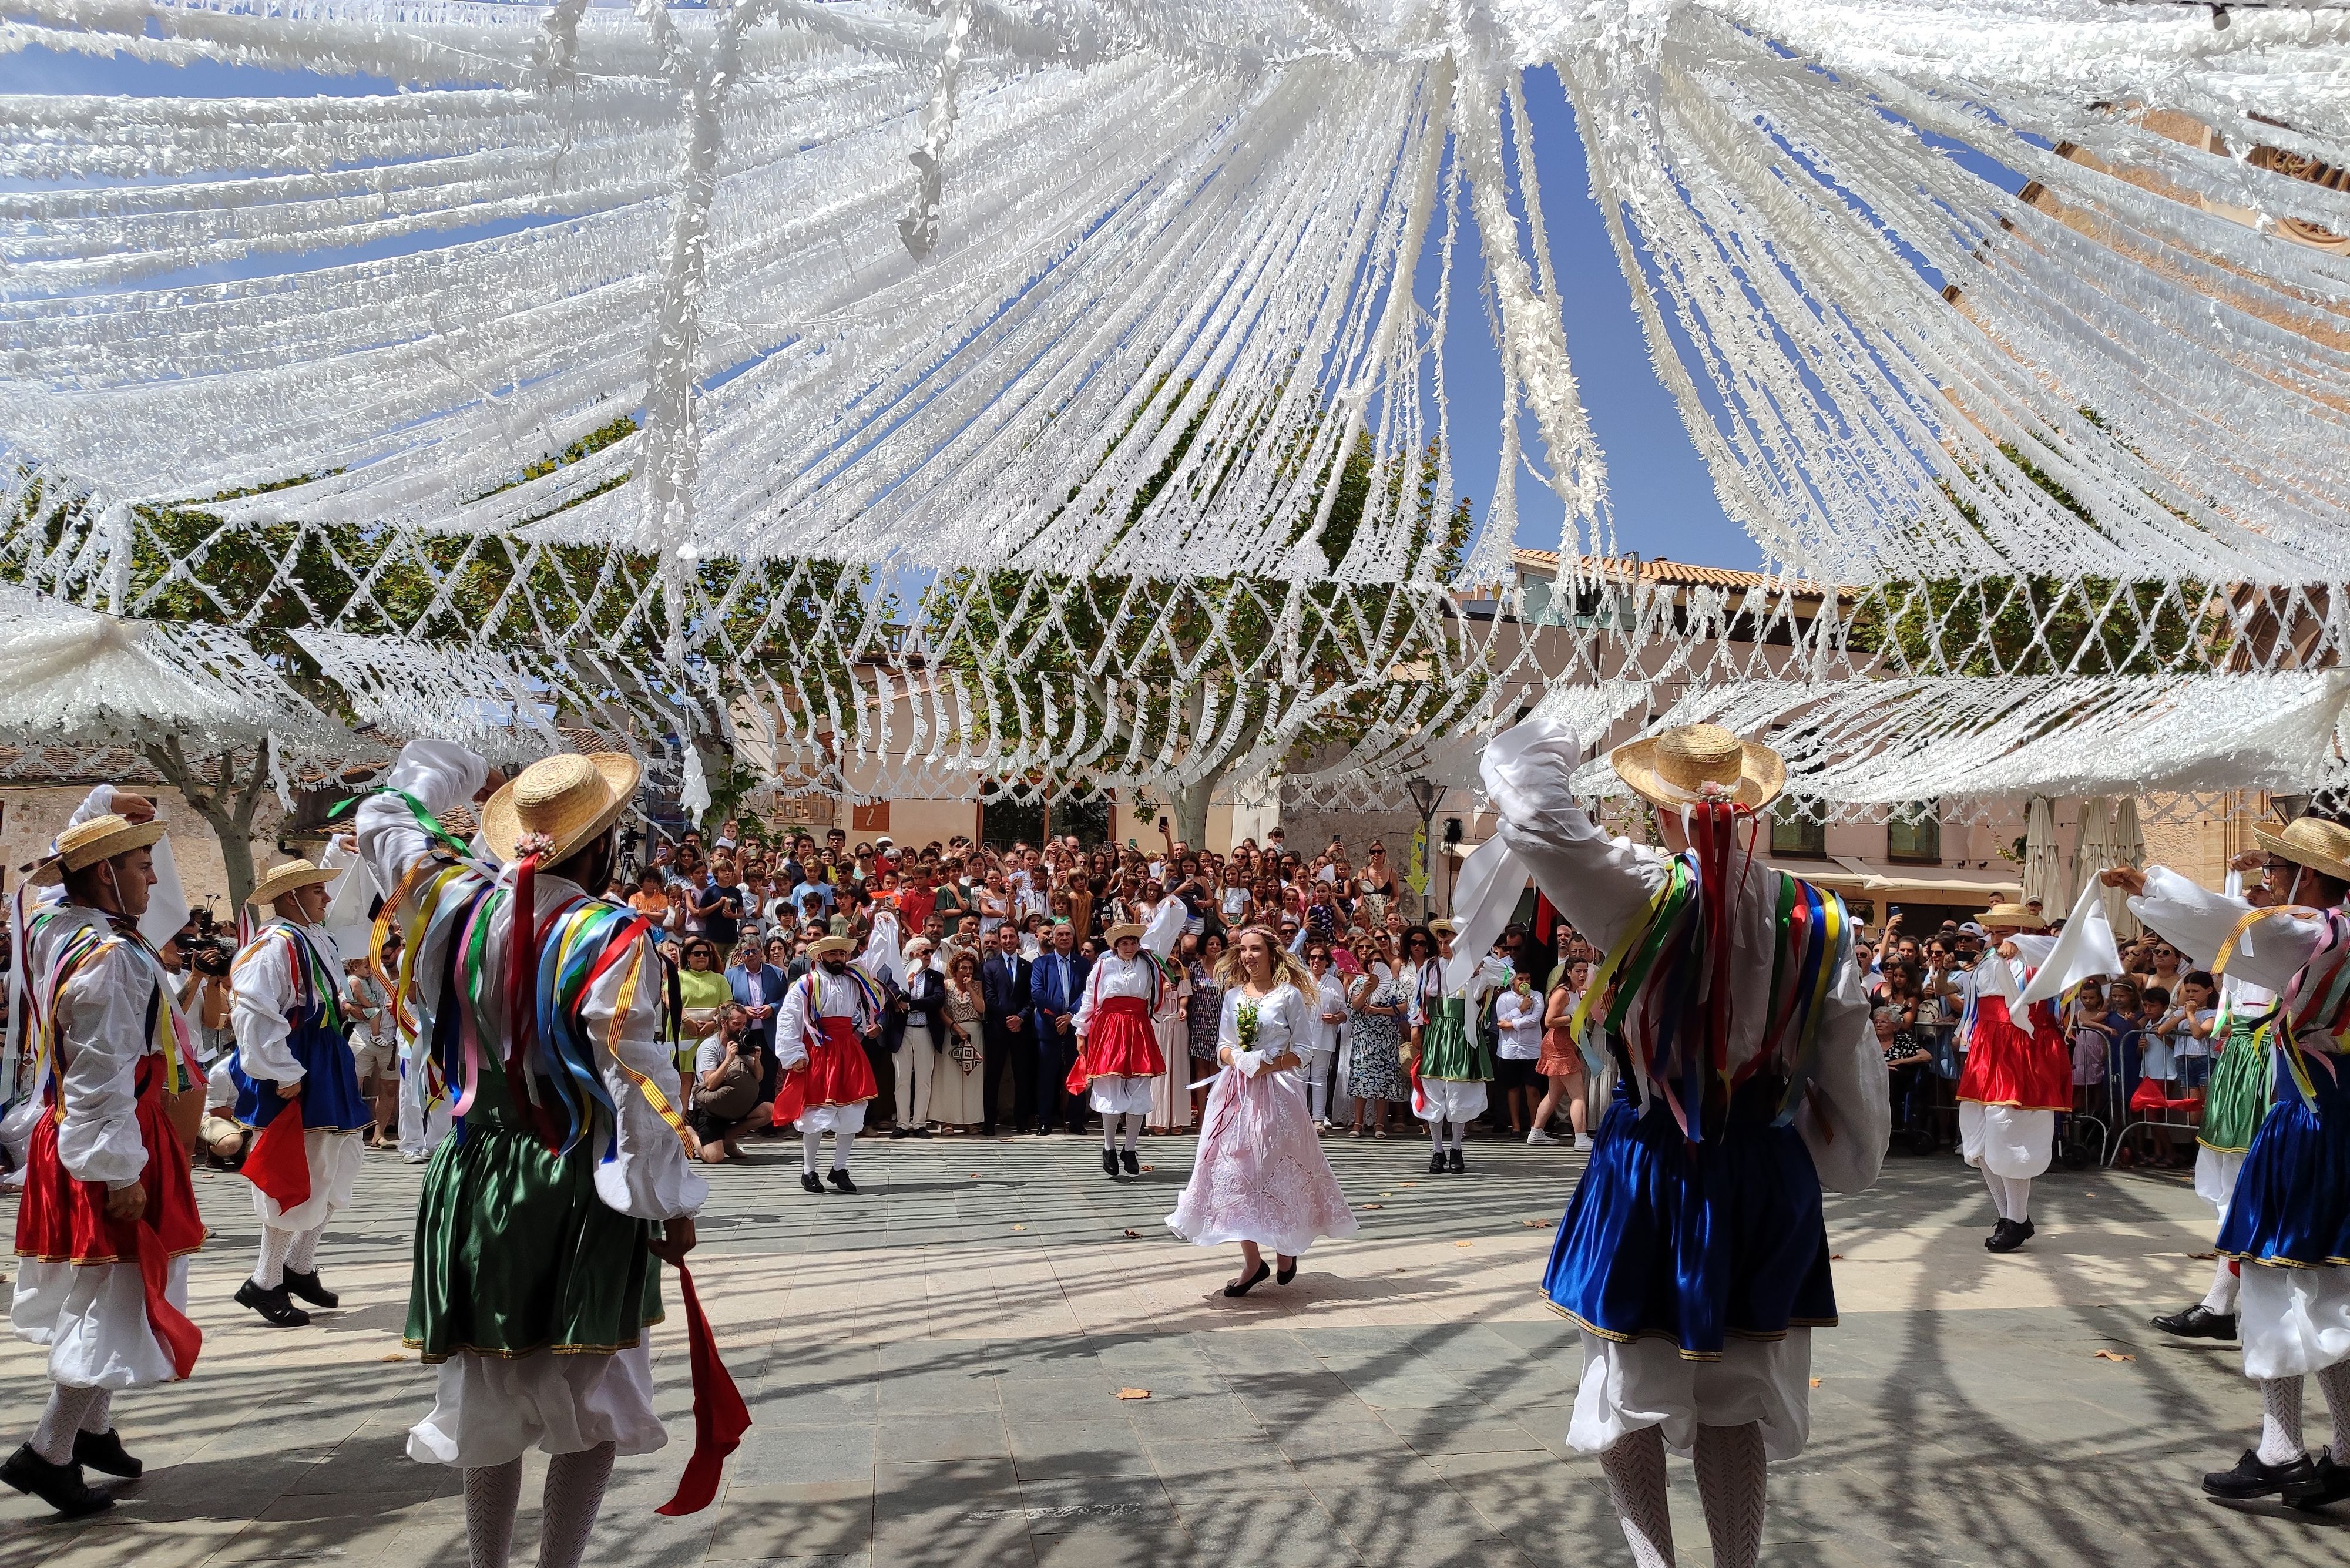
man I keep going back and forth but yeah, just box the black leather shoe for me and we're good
[1447,1148,1466,1174]
[979,1123,998,1137]
[1985,1220,2026,1254]
[2204,1448,2317,1500]
[889,1127,912,1140]
[282,1269,339,1309]
[2285,1449,2350,1510]
[0,1445,112,1519]
[73,1428,140,1479]
[1120,1149,1140,1177]
[2017,1216,2035,1241]
[235,1278,311,1327]
[1223,1261,1272,1298]
[1275,1258,1297,1285]
[2151,1304,2238,1341]
[827,1168,857,1194]
[1428,1150,1447,1175]
[800,1171,825,1194]
[1102,1149,1120,1177]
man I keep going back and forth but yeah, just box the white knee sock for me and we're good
[1123,1114,1142,1151]
[1103,1120,1119,1151]
[253,1225,294,1288]
[2260,1376,2306,1465]
[31,1385,103,1465]
[831,1130,857,1171]
[802,1129,823,1174]
[2317,1362,2350,1458]
[2006,1176,2032,1223]
[1599,1426,1675,1567]
[464,1456,523,1568]
[536,1441,616,1568]
[1692,1421,1767,1568]
[79,1389,112,1436]
[1981,1168,2008,1221]
[2200,1257,2241,1316]
[287,1222,325,1275]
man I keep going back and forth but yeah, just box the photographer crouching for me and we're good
[691,1002,773,1162]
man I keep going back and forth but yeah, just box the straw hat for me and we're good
[1610,723,1787,811]
[2254,814,2350,888]
[1105,922,1145,943]
[247,858,343,908]
[1976,902,2047,933]
[1428,918,1459,936]
[807,934,857,959]
[479,752,642,867]
[25,813,167,887]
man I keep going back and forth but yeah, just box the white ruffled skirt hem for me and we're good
[11,1256,191,1389]
[257,1127,364,1231]
[1089,1075,1155,1116]
[1958,1102,2052,1180]
[407,1341,667,1468]
[1567,1327,1812,1461]
[2240,1263,2350,1380]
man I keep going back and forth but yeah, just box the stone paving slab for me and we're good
[2,1130,2345,1566]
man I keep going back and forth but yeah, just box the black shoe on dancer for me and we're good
[1428,1150,1446,1175]
[2285,1448,2350,1511]
[1120,1149,1140,1177]
[1102,1149,1120,1178]
[827,1168,858,1194]
[2204,1448,2318,1500]
[1447,1148,1466,1175]
[282,1269,339,1309]
[72,1429,141,1479]
[234,1279,311,1327]
[800,1171,825,1194]
[2150,1304,2238,1341]
[0,1445,113,1519]
[1983,1220,2024,1254]
[1223,1261,1271,1298]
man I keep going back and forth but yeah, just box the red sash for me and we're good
[1069,995,1164,1092]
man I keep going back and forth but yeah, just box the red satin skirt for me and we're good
[774,1016,878,1123]
[1955,995,2073,1113]
[1079,996,1165,1080]
[16,1055,207,1267]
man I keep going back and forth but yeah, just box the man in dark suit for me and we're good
[1028,922,1092,1134]
[726,944,790,1106]
[979,924,1032,1134]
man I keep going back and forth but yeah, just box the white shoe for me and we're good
[1573,1135,1593,1151]
[401,1151,428,1164]
[1526,1129,1558,1145]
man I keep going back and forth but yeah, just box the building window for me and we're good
[1770,803,1827,859]
[1886,803,1941,864]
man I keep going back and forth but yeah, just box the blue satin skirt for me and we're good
[2216,1047,2350,1268]
[1541,1082,1837,1357]
[234,1011,372,1132]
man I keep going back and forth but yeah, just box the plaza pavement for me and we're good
[3,1130,2345,1567]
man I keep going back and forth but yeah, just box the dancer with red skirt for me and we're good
[1948,902,2069,1253]
[1072,921,1169,1178]
[6,811,206,1517]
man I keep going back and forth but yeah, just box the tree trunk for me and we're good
[142,739,275,911]
[1169,774,1218,855]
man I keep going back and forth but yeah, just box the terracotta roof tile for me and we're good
[1511,549,1852,600]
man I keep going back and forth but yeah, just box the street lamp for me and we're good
[1405,775,1443,921]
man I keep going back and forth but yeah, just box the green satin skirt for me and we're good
[2198,1020,2275,1157]
[1419,998,1494,1082]
[405,1119,662,1363]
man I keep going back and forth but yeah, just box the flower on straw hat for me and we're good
[1610,722,1788,812]
[26,813,167,887]
[479,752,643,866]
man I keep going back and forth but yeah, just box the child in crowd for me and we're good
[2136,984,2178,1166]
[2069,979,2111,1120]
[2162,972,2218,1104]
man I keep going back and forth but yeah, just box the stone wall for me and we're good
[1,784,292,918]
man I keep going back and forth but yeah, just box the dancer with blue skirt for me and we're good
[229,858,370,1328]
[1479,717,1886,1568]
[2106,814,2350,1512]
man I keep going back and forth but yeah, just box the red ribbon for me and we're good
[116,1210,202,1381]
[654,1263,750,1516]
[243,1093,311,1212]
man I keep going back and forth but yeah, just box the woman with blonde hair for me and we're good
[1166,926,1357,1295]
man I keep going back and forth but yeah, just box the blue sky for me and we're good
[1,42,1765,568]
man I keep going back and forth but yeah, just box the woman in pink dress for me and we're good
[1166,927,1358,1295]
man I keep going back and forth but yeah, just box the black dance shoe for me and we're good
[1120,1149,1140,1177]
[1447,1148,1466,1174]
[800,1171,825,1194]
[2150,1304,2237,1341]
[827,1168,858,1194]
[1102,1149,1121,1178]
[1983,1220,2023,1254]
[1223,1261,1271,1298]
[2285,1449,2350,1510]
[282,1269,339,1309]
[235,1279,311,1327]
[73,1428,141,1479]
[2204,1448,2317,1500]
[1427,1150,1447,1175]
[0,1445,112,1519]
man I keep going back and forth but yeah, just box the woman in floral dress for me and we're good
[1345,932,1406,1136]
[1186,931,1226,1122]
